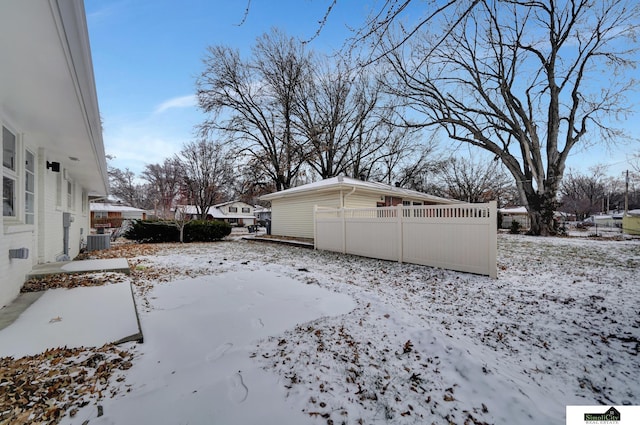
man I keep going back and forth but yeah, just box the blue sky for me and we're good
[85,0,639,181]
[85,0,368,178]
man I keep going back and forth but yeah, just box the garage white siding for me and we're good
[271,193,340,239]
[343,192,381,209]
[262,177,459,241]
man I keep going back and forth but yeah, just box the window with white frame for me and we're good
[25,149,35,224]
[67,179,75,209]
[3,126,17,218]
[229,206,237,213]
[56,171,62,207]
[81,189,87,214]
[241,207,250,213]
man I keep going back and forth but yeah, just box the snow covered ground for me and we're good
[3,233,639,424]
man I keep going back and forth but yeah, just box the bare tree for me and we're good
[197,28,311,191]
[141,158,183,219]
[108,166,152,209]
[295,61,398,180]
[173,205,191,243]
[374,0,640,235]
[560,166,627,219]
[177,139,234,220]
[435,157,516,205]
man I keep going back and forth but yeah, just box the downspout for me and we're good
[342,186,357,208]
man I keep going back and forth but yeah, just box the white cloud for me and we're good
[154,95,197,114]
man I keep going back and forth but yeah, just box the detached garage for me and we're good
[260,176,458,239]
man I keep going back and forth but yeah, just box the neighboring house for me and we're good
[90,202,147,229]
[176,201,257,226]
[259,176,459,239]
[254,205,271,223]
[1,1,108,307]
[499,206,530,230]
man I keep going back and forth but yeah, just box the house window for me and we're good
[3,126,16,170]
[25,150,35,224]
[242,207,250,213]
[2,126,17,218]
[81,189,87,214]
[229,206,237,213]
[94,211,108,219]
[66,180,75,209]
[2,176,14,217]
[56,171,62,207]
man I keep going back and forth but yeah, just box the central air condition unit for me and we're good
[86,234,111,251]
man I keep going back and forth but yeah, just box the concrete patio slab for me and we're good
[0,292,43,331]
[0,282,143,358]
[27,258,130,279]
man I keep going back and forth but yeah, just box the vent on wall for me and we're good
[8,248,29,259]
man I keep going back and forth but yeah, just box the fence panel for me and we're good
[314,202,497,278]
[314,207,344,253]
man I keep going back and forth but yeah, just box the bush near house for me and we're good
[509,221,521,234]
[124,220,231,243]
[184,220,232,242]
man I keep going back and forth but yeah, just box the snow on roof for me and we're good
[260,176,459,204]
[90,203,146,213]
[499,206,528,214]
[212,200,253,208]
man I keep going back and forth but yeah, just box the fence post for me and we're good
[341,207,347,254]
[397,204,403,263]
[488,201,497,278]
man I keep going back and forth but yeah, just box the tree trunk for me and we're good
[525,188,559,236]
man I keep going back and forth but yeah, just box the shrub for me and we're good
[124,219,232,243]
[509,220,521,234]
[184,220,231,242]
[124,220,179,243]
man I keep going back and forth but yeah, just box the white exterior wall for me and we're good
[271,191,441,239]
[0,132,89,308]
[40,163,88,261]
[343,192,381,209]
[222,201,254,215]
[1,0,108,308]
[1,132,91,307]
[271,192,341,239]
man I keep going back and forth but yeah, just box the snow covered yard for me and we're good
[2,233,639,424]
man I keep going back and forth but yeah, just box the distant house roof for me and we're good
[90,203,146,213]
[499,206,528,214]
[260,176,459,204]
[178,205,255,220]
[212,200,253,208]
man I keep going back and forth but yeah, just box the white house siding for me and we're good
[1,140,90,308]
[1,1,108,308]
[343,192,381,209]
[271,191,443,239]
[271,193,341,239]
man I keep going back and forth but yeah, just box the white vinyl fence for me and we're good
[314,202,497,278]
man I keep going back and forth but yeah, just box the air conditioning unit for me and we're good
[87,234,111,251]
